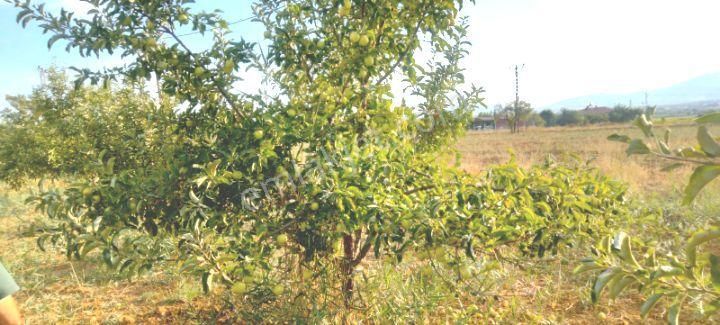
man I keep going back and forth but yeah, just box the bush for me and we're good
[556,109,586,126]
[539,109,556,126]
[608,105,643,123]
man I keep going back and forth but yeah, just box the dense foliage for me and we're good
[581,110,720,324]
[0,69,175,187]
[6,0,631,316]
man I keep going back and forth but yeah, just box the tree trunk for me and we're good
[341,234,355,306]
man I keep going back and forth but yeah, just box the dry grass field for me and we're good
[457,122,698,194]
[1,120,717,323]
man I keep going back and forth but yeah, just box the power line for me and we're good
[160,15,256,40]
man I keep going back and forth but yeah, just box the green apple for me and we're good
[253,129,264,140]
[316,39,325,49]
[363,56,374,67]
[310,202,319,211]
[287,108,297,117]
[349,32,360,43]
[223,59,235,73]
[193,66,205,76]
[82,187,93,197]
[185,120,194,128]
[145,38,157,48]
[289,4,300,15]
[358,69,368,79]
[231,282,247,294]
[178,14,189,24]
[92,195,101,203]
[302,269,313,280]
[358,35,369,46]
[277,234,289,245]
[121,16,132,27]
[271,284,284,295]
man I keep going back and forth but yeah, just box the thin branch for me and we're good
[160,25,244,117]
[652,152,720,166]
[375,11,426,85]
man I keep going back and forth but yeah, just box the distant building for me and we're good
[471,113,531,130]
[472,116,495,130]
[582,104,612,116]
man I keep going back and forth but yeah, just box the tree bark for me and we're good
[341,234,355,306]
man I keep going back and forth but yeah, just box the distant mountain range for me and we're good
[546,73,720,111]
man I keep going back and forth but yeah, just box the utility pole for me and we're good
[513,64,525,133]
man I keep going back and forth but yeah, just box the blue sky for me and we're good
[2,0,720,109]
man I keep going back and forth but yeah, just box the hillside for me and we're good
[547,72,720,110]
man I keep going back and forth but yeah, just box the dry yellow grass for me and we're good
[456,122,700,195]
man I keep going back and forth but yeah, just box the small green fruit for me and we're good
[358,69,368,79]
[358,35,369,46]
[253,129,264,140]
[231,282,247,294]
[349,32,360,43]
[271,284,284,295]
[363,56,374,67]
[287,108,297,117]
[92,195,101,203]
[277,234,289,245]
[193,66,205,76]
[223,59,235,73]
[336,223,347,233]
[302,269,312,280]
[310,202,319,211]
[178,14,189,24]
[317,40,325,49]
[185,120,194,128]
[82,187,93,197]
[597,312,607,320]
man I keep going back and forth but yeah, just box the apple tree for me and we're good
[0,68,175,187]
[9,0,630,310]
